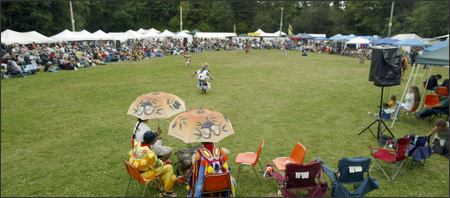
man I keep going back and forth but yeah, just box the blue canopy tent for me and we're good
[313,37,328,41]
[394,39,426,46]
[298,33,314,40]
[423,40,449,53]
[372,37,399,45]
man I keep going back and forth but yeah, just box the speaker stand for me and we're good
[358,86,395,145]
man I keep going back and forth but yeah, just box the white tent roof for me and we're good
[108,32,129,42]
[93,30,116,40]
[175,31,192,39]
[195,32,237,39]
[142,31,163,39]
[137,28,162,35]
[149,28,161,34]
[50,29,83,42]
[346,37,371,44]
[1,29,51,45]
[391,33,423,41]
[160,30,175,37]
[255,29,266,34]
[75,30,98,40]
[307,33,327,38]
[124,30,143,39]
[274,31,286,36]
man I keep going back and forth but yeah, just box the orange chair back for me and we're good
[436,86,449,96]
[253,139,265,165]
[424,94,441,107]
[202,173,232,193]
[289,143,307,164]
[124,160,146,185]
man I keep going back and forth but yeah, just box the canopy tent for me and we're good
[124,30,144,39]
[175,31,193,42]
[194,32,237,39]
[92,30,116,40]
[50,29,83,42]
[371,37,399,45]
[1,29,51,45]
[160,29,176,37]
[75,30,98,40]
[137,28,161,35]
[394,39,426,46]
[273,30,286,37]
[416,40,449,66]
[346,37,370,44]
[307,33,326,38]
[328,34,344,41]
[297,33,314,39]
[248,29,280,37]
[391,33,423,41]
[313,37,328,41]
[108,32,130,42]
[142,31,163,40]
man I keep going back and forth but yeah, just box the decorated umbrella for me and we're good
[127,92,186,128]
[168,109,234,143]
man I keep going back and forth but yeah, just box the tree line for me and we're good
[1,0,448,38]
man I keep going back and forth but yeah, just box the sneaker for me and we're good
[162,191,177,197]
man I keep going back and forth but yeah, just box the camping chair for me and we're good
[123,160,161,197]
[235,139,264,183]
[423,94,441,108]
[406,135,432,167]
[201,172,232,197]
[273,143,307,171]
[270,161,327,198]
[320,157,379,197]
[369,137,411,182]
[435,86,449,97]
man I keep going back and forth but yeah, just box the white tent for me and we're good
[108,32,129,42]
[175,31,193,42]
[93,30,116,40]
[149,28,161,34]
[1,29,51,45]
[137,28,162,35]
[273,31,286,36]
[142,31,163,40]
[124,30,144,39]
[391,33,423,41]
[75,30,98,41]
[136,28,147,34]
[195,32,237,39]
[345,37,371,49]
[50,29,84,42]
[307,33,327,38]
[160,30,175,37]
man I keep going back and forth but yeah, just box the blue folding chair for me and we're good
[320,157,379,197]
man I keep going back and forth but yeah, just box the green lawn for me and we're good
[1,50,448,197]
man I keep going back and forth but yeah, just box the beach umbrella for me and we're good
[168,109,234,143]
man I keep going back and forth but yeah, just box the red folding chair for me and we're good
[201,173,232,197]
[424,94,441,108]
[270,161,327,198]
[369,137,411,182]
[436,86,449,96]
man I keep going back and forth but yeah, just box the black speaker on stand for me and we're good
[358,46,402,145]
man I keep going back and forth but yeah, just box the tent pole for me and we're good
[411,62,421,86]
[390,63,416,128]
[418,65,433,112]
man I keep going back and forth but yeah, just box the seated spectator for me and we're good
[424,74,442,90]
[6,60,25,77]
[129,131,177,197]
[418,96,449,119]
[428,119,449,157]
[400,85,420,112]
[189,142,235,197]
[441,79,449,89]
[131,118,173,161]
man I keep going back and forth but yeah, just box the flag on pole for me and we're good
[288,24,293,36]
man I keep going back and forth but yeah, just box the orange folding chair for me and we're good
[423,94,441,108]
[272,143,307,171]
[202,173,232,196]
[235,139,264,182]
[436,86,449,96]
[123,160,161,197]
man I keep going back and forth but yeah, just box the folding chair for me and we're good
[436,86,449,97]
[273,143,307,171]
[407,135,432,167]
[270,161,327,198]
[424,94,440,108]
[320,157,379,197]
[201,173,232,197]
[235,139,264,182]
[123,160,161,197]
[369,137,411,182]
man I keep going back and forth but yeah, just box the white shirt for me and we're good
[403,92,415,111]
[197,70,209,80]
[133,121,151,143]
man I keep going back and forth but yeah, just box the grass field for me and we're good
[1,49,448,197]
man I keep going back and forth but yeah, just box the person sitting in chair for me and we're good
[417,96,449,119]
[131,118,173,161]
[428,119,449,157]
[129,131,177,197]
[400,85,420,112]
[188,142,235,197]
[424,74,442,90]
